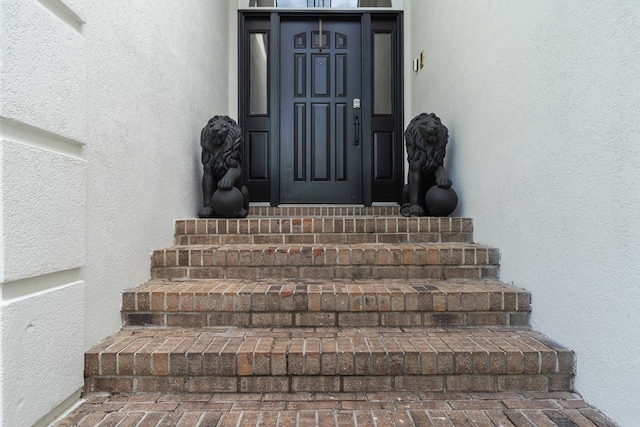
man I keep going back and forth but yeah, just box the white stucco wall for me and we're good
[1,0,88,425]
[1,283,84,427]
[1,0,232,425]
[1,140,86,282]
[81,1,232,349]
[406,1,640,425]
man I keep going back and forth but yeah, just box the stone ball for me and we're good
[425,186,458,217]
[211,187,244,217]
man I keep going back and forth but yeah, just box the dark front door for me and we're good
[240,12,403,206]
[279,19,362,203]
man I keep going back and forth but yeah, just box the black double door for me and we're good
[241,13,403,206]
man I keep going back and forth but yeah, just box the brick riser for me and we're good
[174,217,473,244]
[151,243,499,281]
[177,233,471,245]
[84,327,573,394]
[123,279,530,328]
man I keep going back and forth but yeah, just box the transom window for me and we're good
[241,0,399,8]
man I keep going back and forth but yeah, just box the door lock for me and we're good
[353,98,361,110]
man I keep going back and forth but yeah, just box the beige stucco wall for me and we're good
[0,1,233,425]
[405,1,640,425]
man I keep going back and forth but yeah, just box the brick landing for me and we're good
[54,391,617,427]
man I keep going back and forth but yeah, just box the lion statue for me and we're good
[400,113,455,217]
[198,115,249,218]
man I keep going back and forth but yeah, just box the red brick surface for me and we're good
[174,216,473,244]
[55,391,617,427]
[70,210,603,426]
[123,279,529,328]
[84,326,573,394]
[151,243,499,281]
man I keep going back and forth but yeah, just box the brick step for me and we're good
[178,232,473,246]
[248,205,401,217]
[84,326,574,394]
[123,279,530,328]
[151,243,500,281]
[174,217,473,245]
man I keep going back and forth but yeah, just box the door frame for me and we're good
[239,10,404,206]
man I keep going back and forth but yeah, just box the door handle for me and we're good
[354,113,360,147]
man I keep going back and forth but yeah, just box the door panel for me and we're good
[280,19,362,203]
[373,131,393,180]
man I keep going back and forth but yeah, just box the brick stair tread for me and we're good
[176,232,472,245]
[55,391,618,427]
[160,241,494,249]
[86,325,573,376]
[125,278,527,310]
[151,242,500,281]
[84,326,574,394]
[174,216,472,238]
[123,279,530,328]
[153,242,499,267]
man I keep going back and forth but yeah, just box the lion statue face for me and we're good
[404,112,448,173]
[200,115,243,177]
[416,117,442,145]
[205,116,231,146]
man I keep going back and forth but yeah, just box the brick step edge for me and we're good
[152,244,498,269]
[151,265,499,281]
[85,373,573,394]
[124,310,529,328]
[151,244,500,281]
[175,217,472,238]
[122,279,529,328]
[124,279,528,312]
[176,232,473,246]
[85,327,574,395]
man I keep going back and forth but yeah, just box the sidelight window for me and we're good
[249,32,269,115]
[373,32,392,115]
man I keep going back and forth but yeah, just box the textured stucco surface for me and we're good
[1,0,87,142]
[406,1,640,425]
[0,145,3,425]
[1,282,85,427]
[1,140,86,281]
[1,0,233,425]
[1,1,89,424]
[81,1,232,348]
[0,145,4,283]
